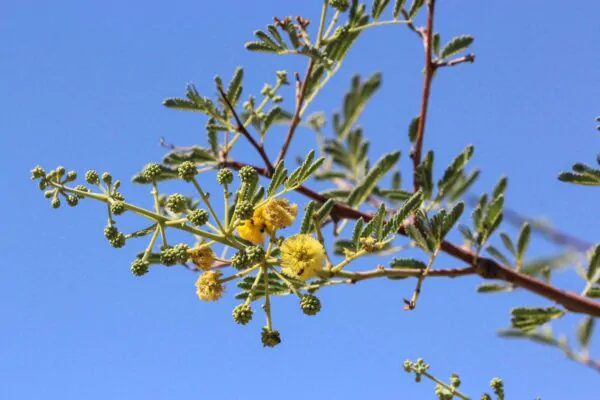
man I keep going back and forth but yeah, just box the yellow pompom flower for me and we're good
[189,244,215,271]
[195,270,225,301]
[261,198,298,230]
[280,234,325,281]
[237,206,269,244]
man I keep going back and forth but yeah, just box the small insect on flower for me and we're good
[280,234,325,281]
[195,270,225,302]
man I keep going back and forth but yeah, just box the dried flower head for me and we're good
[280,234,325,280]
[195,270,224,302]
[261,198,298,230]
[189,244,215,271]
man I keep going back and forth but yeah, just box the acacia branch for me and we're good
[217,86,274,172]
[412,0,436,191]
[220,159,600,317]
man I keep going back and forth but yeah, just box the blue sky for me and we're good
[2,1,600,399]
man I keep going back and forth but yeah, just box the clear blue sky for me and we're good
[2,1,599,399]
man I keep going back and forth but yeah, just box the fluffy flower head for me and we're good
[190,244,215,271]
[280,234,325,280]
[195,270,224,301]
[261,198,298,230]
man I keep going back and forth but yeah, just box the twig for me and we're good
[217,86,274,172]
[436,54,476,68]
[411,0,436,191]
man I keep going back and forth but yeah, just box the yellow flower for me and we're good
[236,198,298,244]
[261,198,298,230]
[195,270,224,301]
[237,207,269,244]
[280,234,325,281]
[189,244,215,271]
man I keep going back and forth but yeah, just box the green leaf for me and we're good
[516,222,531,262]
[486,246,512,267]
[372,0,390,20]
[386,189,423,234]
[207,128,219,155]
[587,244,600,282]
[377,189,413,201]
[315,199,336,225]
[438,145,475,196]
[407,0,425,19]
[406,224,430,252]
[498,329,560,347]
[510,307,565,332]
[440,201,464,239]
[500,233,516,256]
[351,218,365,249]
[558,172,600,186]
[577,316,594,349]
[347,151,401,207]
[254,30,283,50]
[226,67,244,106]
[476,283,512,293]
[267,161,288,197]
[361,203,386,240]
[336,74,382,139]
[162,146,217,165]
[390,258,427,269]
[415,151,434,199]
[492,176,508,199]
[458,224,475,243]
[267,25,285,47]
[300,201,316,234]
[392,0,406,19]
[587,286,600,298]
[440,35,474,59]
[408,116,419,143]
[261,106,282,135]
[245,41,280,54]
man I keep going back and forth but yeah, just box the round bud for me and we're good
[51,197,61,209]
[276,70,288,85]
[300,295,321,316]
[142,163,162,182]
[261,327,281,348]
[38,179,48,190]
[109,232,126,248]
[450,373,461,388]
[246,246,266,264]
[329,0,350,12]
[272,96,283,103]
[66,195,79,207]
[216,169,234,185]
[85,170,100,185]
[56,166,66,177]
[112,192,125,201]
[101,172,112,185]
[160,244,190,266]
[30,165,46,180]
[232,304,253,325]
[177,161,198,181]
[187,209,209,227]
[110,201,126,215]
[231,251,250,270]
[104,225,119,240]
[166,193,187,213]
[66,171,77,182]
[235,200,254,220]
[73,185,89,199]
[238,166,258,184]
[130,259,150,277]
[44,190,54,199]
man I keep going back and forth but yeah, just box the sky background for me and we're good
[2,1,600,399]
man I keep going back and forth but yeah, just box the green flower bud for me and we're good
[272,95,283,103]
[187,209,209,227]
[142,163,162,182]
[38,179,49,190]
[85,170,100,185]
[65,171,77,182]
[450,373,461,388]
[112,192,125,201]
[490,378,504,397]
[177,161,198,181]
[261,327,281,348]
[73,185,89,199]
[481,395,492,400]
[276,70,289,85]
[30,165,46,180]
[403,360,413,373]
[56,166,66,177]
[109,232,126,248]
[232,304,253,325]
[261,83,273,97]
[231,251,250,270]
[66,195,79,207]
[110,201,126,215]
[51,197,61,209]
[300,294,321,316]
[44,190,54,199]
[104,226,119,240]
[235,200,254,220]
[101,172,112,185]
[217,168,234,185]
[243,96,255,112]
[246,246,266,264]
[329,0,349,12]
[434,385,453,400]
[131,258,150,277]
[238,166,258,184]
[166,193,187,213]
[160,244,190,266]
